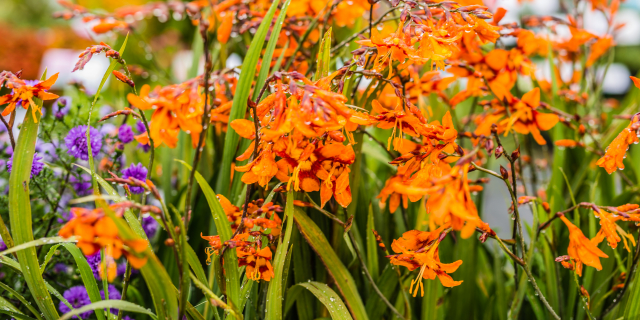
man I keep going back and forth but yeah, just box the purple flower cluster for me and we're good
[121,163,148,194]
[70,174,93,196]
[118,124,134,144]
[59,286,92,319]
[7,152,44,178]
[87,252,102,279]
[65,125,102,161]
[142,215,159,239]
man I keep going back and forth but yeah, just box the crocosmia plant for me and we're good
[2,0,640,319]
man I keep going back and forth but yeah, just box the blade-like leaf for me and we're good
[40,244,61,274]
[0,282,43,320]
[8,81,60,319]
[265,189,295,320]
[58,300,157,320]
[314,28,332,81]
[216,0,281,197]
[177,160,241,310]
[296,282,354,320]
[294,209,369,320]
[252,0,292,101]
[0,237,76,257]
[0,310,38,320]
[61,243,105,320]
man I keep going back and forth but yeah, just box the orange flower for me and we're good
[0,73,59,123]
[237,246,275,282]
[499,88,559,145]
[58,206,149,279]
[591,210,636,252]
[587,36,613,67]
[217,12,234,44]
[127,79,205,148]
[377,175,409,214]
[559,215,608,276]
[596,116,640,174]
[389,228,463,296]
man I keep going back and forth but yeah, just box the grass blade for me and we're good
[58,300,157,320]
[216,0,281,197]
[296,282,354,320]
[177,160,241,310]
[0,282,44,320]
[61,243,105,320]
[265,189,295,320]
[314,28,332,81]
[294,208,369,320]
[0,237,76,257]
[8,80,60,319]
[39,244,61,274]
[252,0,291,101]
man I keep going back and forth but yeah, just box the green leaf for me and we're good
[8,85,60,319]
[58,300,157,320]
[365,206,379,282]
[0,256,73,312]
[365,265,398,320]
[294,209,369,320]
[40,244,61,274]
[265,189,296,320]
[292,229,314,320]
[296,282,354,320]
[0,281,44,320]
[0,295,22,314]
[252,0,292,101]
[61,243,105,320]
[0,237,76,257]
[0,310,39,320]
[314,28,332,81]
[177,160,241,310]
[216,0,281,197]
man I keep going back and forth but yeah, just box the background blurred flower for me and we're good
[70,174,93,196]
[142,214,158,239]
[118,124,134,143]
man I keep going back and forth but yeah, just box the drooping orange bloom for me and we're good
[58,206,149,280]
[596,116,640,174]
[237,246,275,282]
[377,175,409,214]
[0,72,59,123]
[592,210,636,252]
[586,36,614,67]
[389,228,463,296]
[127,79,205,148]
[559,215,608,276]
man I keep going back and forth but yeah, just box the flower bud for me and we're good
[495,145,504,159]
[511,147,520,161]
[500,165,509,180]
[165,238,175,247]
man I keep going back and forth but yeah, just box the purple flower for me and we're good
[65,125,102,161]
[142,215,158,239]
[70,174,93,196]
[123,316,135,320]
[7,152,44,178]
[87,252,101,279]
[101,284,122,313]
[138,143,150,153]
[135,121,146,133]
[53,263,71,273]
[54,96,72,119]
[121,163,148,194]
[0,240,6,252]
[118,124,134,144]
[59,286,92,319]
